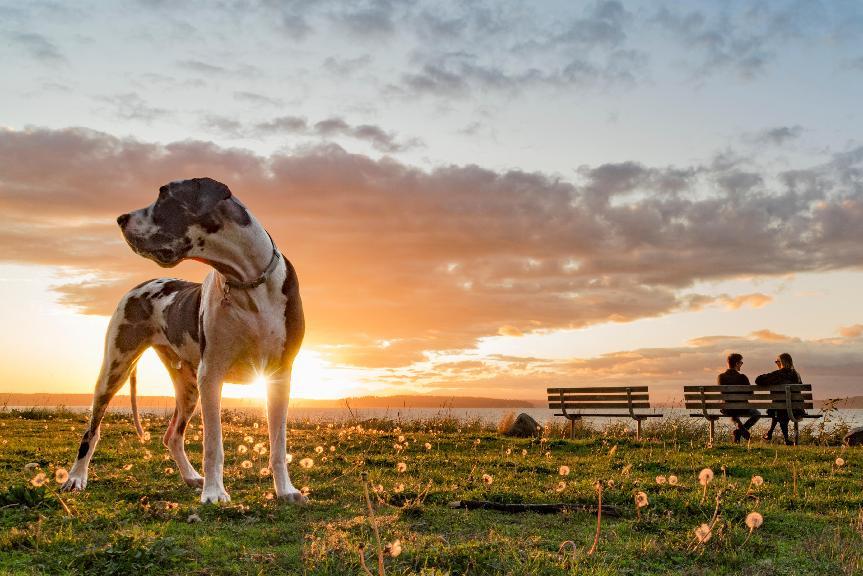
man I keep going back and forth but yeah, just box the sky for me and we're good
[0,0,861,402]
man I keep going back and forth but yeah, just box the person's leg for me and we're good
[763,414,778,440]
[778,416,791,445]
[742,410,760,430]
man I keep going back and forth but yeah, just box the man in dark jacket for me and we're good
[718,353,761,443]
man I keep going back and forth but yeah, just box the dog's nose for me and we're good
[117,213,131,227]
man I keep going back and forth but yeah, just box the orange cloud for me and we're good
[749,329,794,342]
[839,324,863,338]
[2,127,863,370]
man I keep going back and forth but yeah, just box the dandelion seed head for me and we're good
[286,453,293,463]
[238,444,248,454]
[835,457,845,467]
[394,483,405,493]
[387,539,402,557]
[314,446,324,454]
[559,465,570,476]
[398,435,405,443]
[259,467,271,477]
[241,460,253,469]
[425,442,432,450]
[164,467,174,475]
[694,523,712,543]
[698,468,714,485]
[655,475,667,485]
[54,468,69,484]
[299,457,314,469]
[668,475,678,486]
[521,449,528,457]
[635,491,649,508]
[555,481,567,492]
[746,511,763,529]
[396,462,407,473]
[30,472,46,487]
[751,475,764,486]
[482,473,494,485]
[244,435,254,444]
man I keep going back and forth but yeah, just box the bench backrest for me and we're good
[683,384,812,413]
[547,386,651,416]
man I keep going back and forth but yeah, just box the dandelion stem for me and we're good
[361,472,385,576]
[357,544,375,576]
[587,482,603,556]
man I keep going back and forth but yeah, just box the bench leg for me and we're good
[636,419,642,441]
[709,419,715,446]
[569,418,575,439]
[794,421,799,446]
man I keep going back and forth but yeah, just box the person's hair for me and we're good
[727,353,743,368]
[778,352,794,369]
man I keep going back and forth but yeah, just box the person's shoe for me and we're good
[762,431,773,441]
[784,439,794,446]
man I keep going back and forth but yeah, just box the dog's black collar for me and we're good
[224,232,281,292]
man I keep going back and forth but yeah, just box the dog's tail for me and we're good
[129,364,146,441]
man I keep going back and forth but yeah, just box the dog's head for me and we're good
[117,177,251,267]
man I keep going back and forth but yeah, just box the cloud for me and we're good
[98,93,170,123]
[684,292,773,311]
[11,32,65,64]
[233,91,283,107]
[1,127,863,371]
[747,125,804,146]
[749,329,795,342]
[838,324,863,338]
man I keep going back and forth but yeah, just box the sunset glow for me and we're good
[1,2,862,404]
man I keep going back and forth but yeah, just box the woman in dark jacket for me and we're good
[756,352,803,445]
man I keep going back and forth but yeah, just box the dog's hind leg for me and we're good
[154,346,203,488]
[62,293,154,492]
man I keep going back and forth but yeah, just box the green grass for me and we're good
[0,409,861,575]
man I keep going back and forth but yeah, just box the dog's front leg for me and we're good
[199,362,230,504]
[267,368,306,504]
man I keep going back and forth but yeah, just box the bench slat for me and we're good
[684,402,813,410]
[547,394,650,401]
[683,393,812,401]
[554,413,663,418]
[547,386,649,393]
[683,384,811,392]
[548,402,652,409]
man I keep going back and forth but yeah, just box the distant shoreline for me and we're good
[3,393,862,409]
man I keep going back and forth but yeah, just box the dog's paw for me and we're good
[183,475,205,489]
[60,475,87,492]
[277,490,309,506]
[200,486,231,504]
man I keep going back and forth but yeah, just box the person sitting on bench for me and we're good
[718,353,760,443]
[756,352,804,445]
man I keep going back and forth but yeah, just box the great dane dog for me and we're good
[60,177,306,504]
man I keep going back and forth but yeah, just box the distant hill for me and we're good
[0,393,540,410]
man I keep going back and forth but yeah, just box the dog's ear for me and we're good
[165,178,232,215]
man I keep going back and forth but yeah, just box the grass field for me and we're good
[1,408,861,575]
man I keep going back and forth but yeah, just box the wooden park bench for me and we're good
[547,386,663,440]
[684,384,822,445]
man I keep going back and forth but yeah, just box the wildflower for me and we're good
[259,467,271,477]
[751,475,764,486]
[635,491,649,508]
[329,445,336,452]
[241,460,253,469]
[835,457,845,467]
[555,481,567,492]
[394,483,405,493]
[238,444,248,454]
[559,465,570,476]
[694,523,712,543]
[286,453,293,463]
[474,439,481,446]
[668,475,678,486]
[253,422,259,429]
[386,539,402,557]
[373,484,384,494]
[482,473,494,485]
[698,468,714,486]
[193,434,200,441]
[521,449,528,457]
[745,511,763,531]
[425,442,432,450]
[655,475,667,485]
[142,431,151,442]
[54,468,69,484]
[24,462,39,472]
[253,442,266,454]
[30,472,47,487]
[398,435,405,443]
[393,443,403,451]
[244,435,254,444]
[315,446,324,454]
[164,467,174,475]
[607,479,615,488]
[395,462,407,473]
[299,458,314,469]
